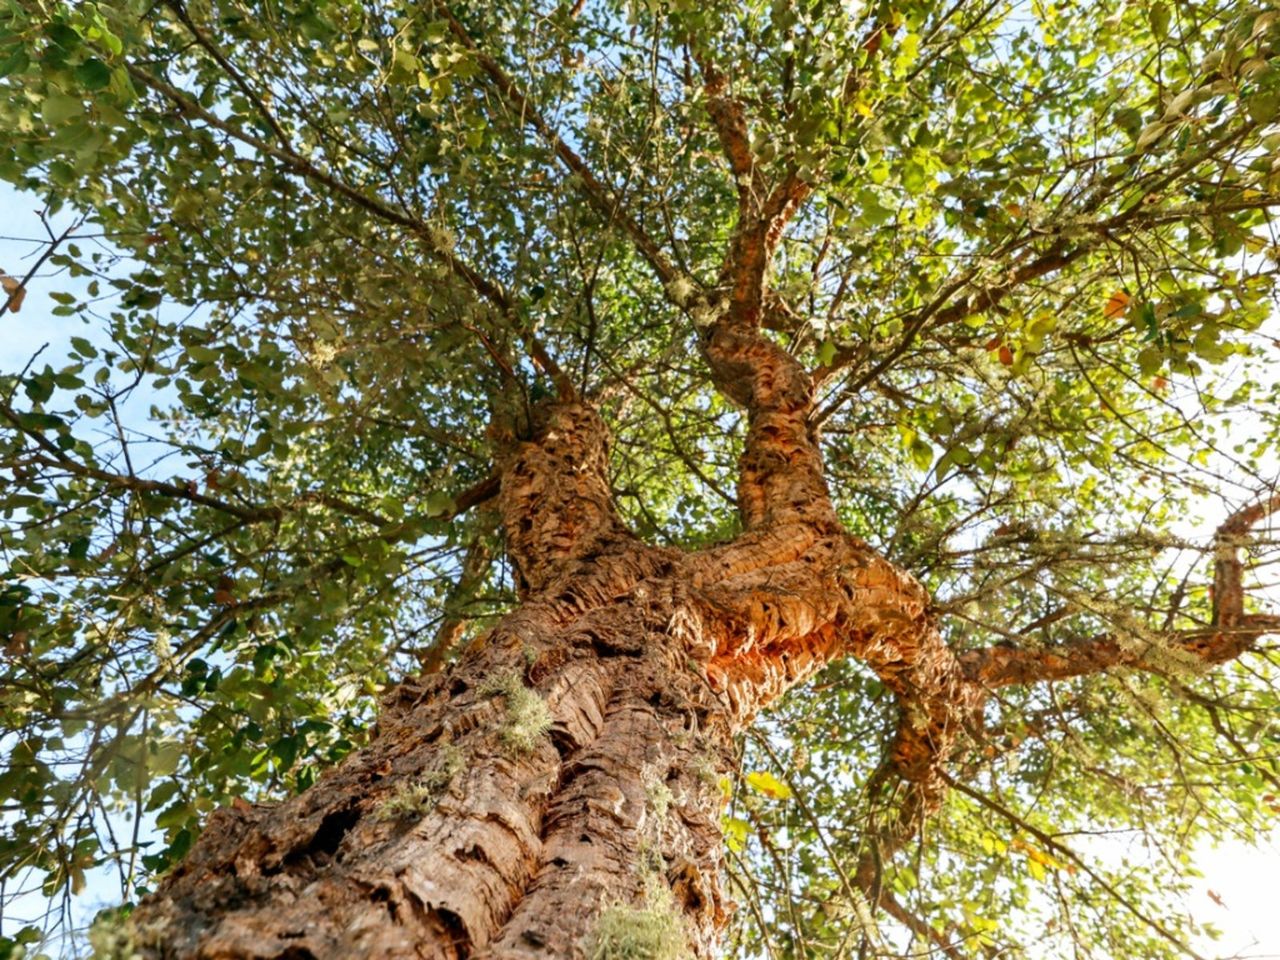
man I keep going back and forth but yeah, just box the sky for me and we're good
[3,171,1280,960]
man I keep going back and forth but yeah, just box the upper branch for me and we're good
[685,51,831,531]
[436,1,683,295]
[959,494,1280,688]
[690,50,763,215]
[122,48,572,399]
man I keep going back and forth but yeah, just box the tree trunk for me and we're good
[128,405,752,958]
[131,561,738,958]
[128,334,977,957]
[127,363,1276,956]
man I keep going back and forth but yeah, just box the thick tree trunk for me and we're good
[127,380,1275,957]
[128,405,751,958]
[128,383,944,957]
[128,329,979,957]
[132,558,737,958]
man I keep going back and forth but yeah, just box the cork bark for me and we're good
[124,88,1277,946]
[92,10,1280,954]
[126,359,956,958]
[127,327,1277,959]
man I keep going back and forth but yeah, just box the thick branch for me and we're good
[418,528,495,673]
[691,50,763,214]
[493,401,634,594]
[960,494,1280,688]
[701,319,839,532]
[693,527,978,809]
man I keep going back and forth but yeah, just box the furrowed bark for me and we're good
[697,196,979,815]
[122,33,1280,949]
[130,404,740,958]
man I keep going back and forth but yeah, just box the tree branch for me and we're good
[0,216,82,319]
[436,1,682,294]
[959,493,1280,688]
[120,57,572,398]
[689,49,762,214]
[942,772,1208,960]
[417,525,496,673]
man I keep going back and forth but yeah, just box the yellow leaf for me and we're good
[721,816,750,852]
[1012,837,1066,872]
[744,770,792,800]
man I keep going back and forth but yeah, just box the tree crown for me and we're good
[1,0,1279,956]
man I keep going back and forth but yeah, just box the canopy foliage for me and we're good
[1,0,1279,956]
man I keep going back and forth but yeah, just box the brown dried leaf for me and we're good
[1,274,26,313]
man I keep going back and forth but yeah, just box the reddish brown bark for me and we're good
[958,493,1280,688]
[127,366,965,959]
[131,403,737,958]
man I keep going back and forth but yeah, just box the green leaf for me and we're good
[69,336,97,359]
[1134,120,1168,152]
[0,47,30,78]
[424,491,453,517]
[910,438,934,471]
[41,93,84,126]
[1245,93,1279,126]
[73,58,111,91]
[1149,3,1170,40]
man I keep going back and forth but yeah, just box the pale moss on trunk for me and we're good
[89,907,159,960]
[589,880,690,960]
[645,779,674,821]
[481,669,552,753]
[371,744,465,822]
